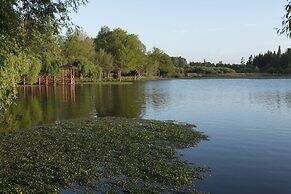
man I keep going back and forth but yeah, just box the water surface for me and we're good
[3,79,291,194]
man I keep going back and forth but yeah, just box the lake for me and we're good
[3,79,291,194]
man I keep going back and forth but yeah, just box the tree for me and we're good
[241,57,245,65]
[246,55,253,67]
[0,0,88,35]
[95,49,114,79]
[146,54,160,77]
[121,34,147,79]
[95,27,147,80]
[63,30,87,62]
[63,30,103,79]
[171,57,188,68]
[148,48,175,77]
[277,46,282,56]
[0,0,87,114]
[279,0,291,37]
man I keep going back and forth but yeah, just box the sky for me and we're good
[71,0,290,64]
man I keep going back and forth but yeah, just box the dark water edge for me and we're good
[1,79,291,194]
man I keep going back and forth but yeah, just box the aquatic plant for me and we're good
[0,117,209,193]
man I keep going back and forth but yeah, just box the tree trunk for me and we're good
[135,71,141,80]
[118,69,122,82]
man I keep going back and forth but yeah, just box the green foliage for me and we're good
[27,59,42,85]
[4,53,42,83]
[148,48,175,76]
[146,55,160,77]
[0,0,88,37]
[95,27,147,79]
[0,67,17,115]
[73,57,94,78]
[278,1,291,37]
[95,49,114,77]
[63,30,87,61]
[250,49,291,73]
[63,30,103,80]
[171,56,188,69]
[0,117,208,193]
[0,0,87,114]
[186,66,235,75]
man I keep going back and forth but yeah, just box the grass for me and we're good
[185,73,291,79]
[0,117,209,193]
[75,78,134,85]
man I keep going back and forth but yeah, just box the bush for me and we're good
[0,66,17,115]
[186,66,235,75]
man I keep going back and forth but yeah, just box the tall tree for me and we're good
[95,49,114,79]
[64,30,102,79]
[148,48,175,77]
[277,46,282,56]
[95,27,147,80]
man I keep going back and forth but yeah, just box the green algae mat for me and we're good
[0,117,209,193]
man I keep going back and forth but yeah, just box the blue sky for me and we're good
[71,0,290,64]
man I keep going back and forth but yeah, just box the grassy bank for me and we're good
[182,73,291,79]
[0,117,209,193]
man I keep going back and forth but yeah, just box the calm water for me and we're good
[3,79,291,194]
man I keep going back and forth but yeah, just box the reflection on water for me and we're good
[1,79,291,194]
[249,91,291,111]
[2,84,149,130]
[4,80,291,132]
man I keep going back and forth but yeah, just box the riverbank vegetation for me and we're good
[0,117,209,193]
[1,1,291,114]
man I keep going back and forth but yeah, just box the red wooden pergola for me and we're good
[60,64,77,85]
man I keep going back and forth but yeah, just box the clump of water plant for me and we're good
[0,117,209,193]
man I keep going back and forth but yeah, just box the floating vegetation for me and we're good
[0,117,209,193]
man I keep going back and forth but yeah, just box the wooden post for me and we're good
[74,69,75,84]
[72,69,75,85]
[53,76,56,85]
[45,76,48,85]
[70,69,73,85]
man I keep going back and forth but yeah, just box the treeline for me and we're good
[183,47,291,75]
[3,26,291,87]
[247,47,291,73]
[1,27,182,84]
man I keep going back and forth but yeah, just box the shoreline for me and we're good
[15,73,291,87]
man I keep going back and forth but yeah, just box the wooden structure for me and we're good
[60,65,77,85]
[38,75,58,85]
[21,65,77,86]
